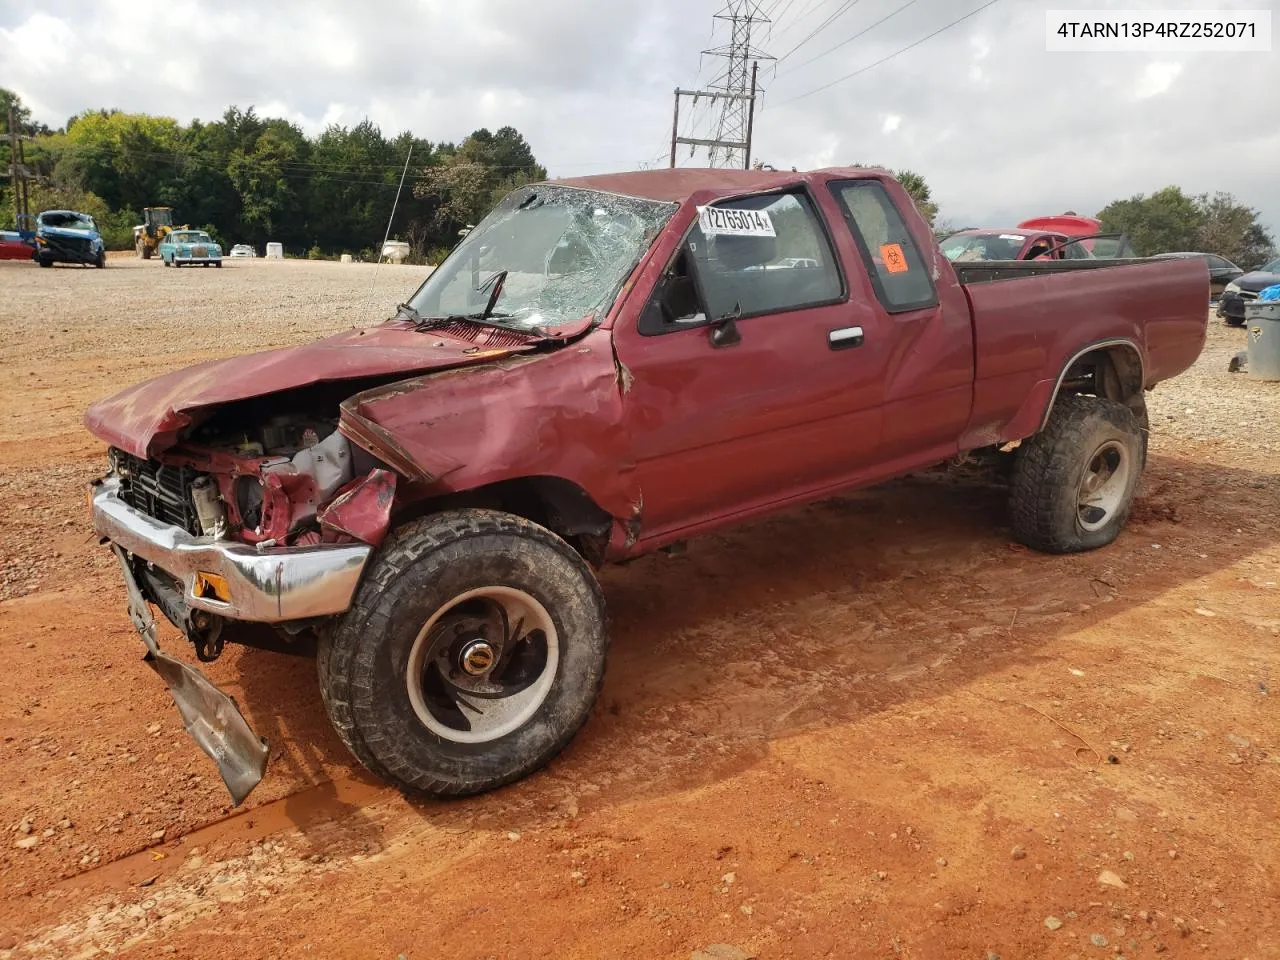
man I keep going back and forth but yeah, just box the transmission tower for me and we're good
[704,1,774,168]
[669,1,774,170]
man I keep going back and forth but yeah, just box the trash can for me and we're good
[1245,300,1280,381]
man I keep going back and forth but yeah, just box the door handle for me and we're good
[827,326,864,350]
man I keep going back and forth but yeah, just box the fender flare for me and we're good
[1038,337,1146,431]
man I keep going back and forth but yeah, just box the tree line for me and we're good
[1,89,544,261]
[5,88,1275,269]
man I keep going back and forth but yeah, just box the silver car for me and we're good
[229,244,256,258]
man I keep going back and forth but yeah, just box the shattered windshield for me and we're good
[939,232,1026,262]
[40,212,96,232]
[408,184,677,331]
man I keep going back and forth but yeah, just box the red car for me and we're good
[84,167,1208,804]
[942,215,1136,262]
[0,230,34,261]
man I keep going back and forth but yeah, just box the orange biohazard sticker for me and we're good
[879,243,908,273]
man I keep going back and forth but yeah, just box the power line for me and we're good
[768,0,827,42]
[775,0,865,63]
[778,0,920,77]
[775,0,1002,105]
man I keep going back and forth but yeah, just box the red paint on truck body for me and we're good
[83,167,1209,561]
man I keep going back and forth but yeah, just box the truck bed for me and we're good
[951,256,1156,286]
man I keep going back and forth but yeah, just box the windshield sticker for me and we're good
[879,243,909,274]
[698,206,776,238]
[998,234,1025,241]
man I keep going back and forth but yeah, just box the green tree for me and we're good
[1096,186,1201,257]
[893,169,938,227]
[0,88,32,134]
[1194,192,1275,271]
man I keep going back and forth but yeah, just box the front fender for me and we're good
[338,329,639,520]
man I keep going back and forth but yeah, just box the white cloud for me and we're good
[881,114,902,134]
[1134,61,1184,99]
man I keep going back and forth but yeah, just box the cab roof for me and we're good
[550,166,886,204]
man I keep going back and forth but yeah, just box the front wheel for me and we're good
[95,250,106,268]
[319,510,608,796]
[37,257,52,268]
[1224,316,1246,328]
[1008,394,1144,553]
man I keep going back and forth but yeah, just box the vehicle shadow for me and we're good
[529,450,1279,814]
[221,630,388,856]
[222,451,1279,837]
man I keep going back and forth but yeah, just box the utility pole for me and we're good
[6,104,33,231]
[669,87,756,168]
[669,0,773,169]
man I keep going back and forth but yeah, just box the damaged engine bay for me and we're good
[105,387,404,663]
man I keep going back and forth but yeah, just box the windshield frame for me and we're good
[404,183,678,334]
[39,212,97,232]
[171,231,214,245]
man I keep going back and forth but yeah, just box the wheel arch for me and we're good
[1041,338,1147,429]
[395,475,618,565]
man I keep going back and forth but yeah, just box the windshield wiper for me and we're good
[411,310,513,332]
[411,270,513,333]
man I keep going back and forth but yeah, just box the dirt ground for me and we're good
[1,255,1278,960]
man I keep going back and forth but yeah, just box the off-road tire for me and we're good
[1008,394,1144,554]
[318,509,608,796]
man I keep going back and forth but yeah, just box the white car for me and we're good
[229,244,256,258]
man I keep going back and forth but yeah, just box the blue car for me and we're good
[159,229,223,267]
[34,210,107,268]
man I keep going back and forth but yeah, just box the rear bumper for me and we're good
[91,476,371,623]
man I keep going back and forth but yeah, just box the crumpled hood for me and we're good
[84,322,529,458]
[39,226,101,242]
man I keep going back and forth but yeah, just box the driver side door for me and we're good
[613,188,887,542]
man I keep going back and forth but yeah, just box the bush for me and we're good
[306,244,325,260]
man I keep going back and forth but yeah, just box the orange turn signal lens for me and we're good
[194,572,231,602]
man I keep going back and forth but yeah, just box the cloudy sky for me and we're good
[2,0,1278,233]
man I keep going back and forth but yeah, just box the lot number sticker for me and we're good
[698,206,776,238]
[879,243,909,273]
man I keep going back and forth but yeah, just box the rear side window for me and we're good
[686,191,843,320]
[831,180,937,312]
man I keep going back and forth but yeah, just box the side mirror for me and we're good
[708,316,740,348]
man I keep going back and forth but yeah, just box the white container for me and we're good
[340,253,353,264]
[381,240,409,263]
[265,242,284,259]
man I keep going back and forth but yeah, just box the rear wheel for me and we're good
[319,510,608,796]
[1008,395,1144,553]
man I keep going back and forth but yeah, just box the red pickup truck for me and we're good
[86,167,1207,803]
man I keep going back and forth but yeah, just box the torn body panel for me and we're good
[318,469,398,546]
[339,329,640,532]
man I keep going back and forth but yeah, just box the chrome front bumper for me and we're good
[91,476,372,622]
